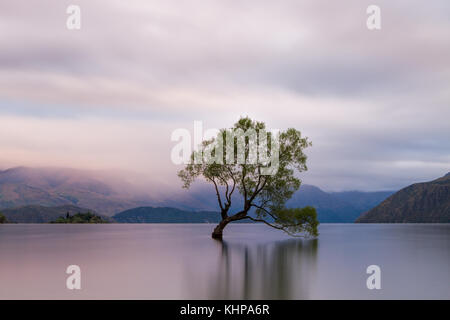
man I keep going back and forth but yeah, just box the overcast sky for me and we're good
[0,0,449,191]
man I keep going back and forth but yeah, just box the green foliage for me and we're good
[178,117,319,238]
[266,206,319,237]
[50,212,108,224]
[0,213,8,224]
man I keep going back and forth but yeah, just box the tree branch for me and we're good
[241,164,248,204]
[250,203,277,221]
[243,216,310,238]
[210,177,224,212]
[247,175,267,205]
[226,166,237,203]
[228,210,248,222]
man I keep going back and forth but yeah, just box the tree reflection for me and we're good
[209,238,318,299]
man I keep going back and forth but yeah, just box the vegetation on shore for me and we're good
[50,212,109,224]
[0,212,8,223]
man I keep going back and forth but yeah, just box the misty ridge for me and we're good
[0,166,394,223]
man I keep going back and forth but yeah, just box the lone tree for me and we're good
[178,117,319,240]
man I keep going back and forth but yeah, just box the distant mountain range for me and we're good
[1,205,100,223]
[356,173,450,223]
[0,166,395,223]
[287,185,393,222]
[157,183,394,223]
[113,207,222,223]
[2,166,448,224]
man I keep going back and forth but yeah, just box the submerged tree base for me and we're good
[211,220,228,240]
[211,231,223,240]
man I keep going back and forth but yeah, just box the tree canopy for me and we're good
[178,117,319,239]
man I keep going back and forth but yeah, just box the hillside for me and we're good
[0,167,155,215]
[1,204,100,223]
[113,207,222,223]
[356,173,450,223]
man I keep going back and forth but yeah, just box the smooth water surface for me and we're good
[0,224,449,299]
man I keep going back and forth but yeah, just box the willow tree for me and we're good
[178,117,318,239]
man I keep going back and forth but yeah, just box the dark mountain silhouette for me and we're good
[113,207,222,223]
[287,185,393,222]
[1,204,102,223]
[356,173,450,223]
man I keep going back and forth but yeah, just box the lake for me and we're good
[0,224,449,299]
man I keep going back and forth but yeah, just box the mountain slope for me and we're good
[331,190,396,213]
[0,167,155,215]
[113,207,222,223]
[1,205,99,223]
[287,185,393,222]
[356,173,450,223]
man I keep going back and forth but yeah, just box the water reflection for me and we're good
[1,224,448,299]
[207,239,318,299]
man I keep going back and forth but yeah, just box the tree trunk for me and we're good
[211,219,230,240]
[212,211,248,239]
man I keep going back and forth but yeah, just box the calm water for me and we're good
[0,224,449,299]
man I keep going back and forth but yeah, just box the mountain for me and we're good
[331,190,398,213]
[0,166,394,221]
[0,167,155,215]
[113,207,222,223]
[356,173,450,223]
[113,185,394,223]
[178,183,394,223]
[1,205,101,223]
[286,185,393,222]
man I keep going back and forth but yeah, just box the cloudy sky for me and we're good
[0,0,449,191]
